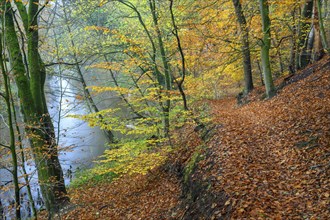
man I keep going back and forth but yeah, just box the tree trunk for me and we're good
[0,32,21,220]
[312,0,324,61]
[290,8,298,74]
[60,0,115,142]
[317,0,329,52]
[3,0,68,214]
[149,0,171,137]
[299,0,314,68]
[273,32,284,76]
[259,0,275,98]
[232,0,254,94]
[9,86,37,219]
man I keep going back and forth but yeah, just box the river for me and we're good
[0,75,109,219]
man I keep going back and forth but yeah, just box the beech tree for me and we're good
[232,0,254,94]
[298,0,314,69]
[259,0,275,98]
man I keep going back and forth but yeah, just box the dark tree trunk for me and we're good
[232,0,254,94]
[299,0,314,68]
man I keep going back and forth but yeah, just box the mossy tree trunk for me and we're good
[3,0,68,215]
[259,0,275,98]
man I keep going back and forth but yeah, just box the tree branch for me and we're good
[45,61,83,67]
[0,92,6,99]
[274,35,292,48]
[30,0,50,26]
[0,143,10,149]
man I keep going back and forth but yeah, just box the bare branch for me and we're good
[274,35,293,48]
[30,0,50,26]
[0,143,10,149]
[45,61,83,67]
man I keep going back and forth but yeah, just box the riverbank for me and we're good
[42,56,330,219]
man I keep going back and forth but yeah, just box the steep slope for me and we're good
[187,56,330,219]
[50,57,329,219]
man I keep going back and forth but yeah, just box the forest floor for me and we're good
[50,56,330,219]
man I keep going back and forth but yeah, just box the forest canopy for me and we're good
[0,0,329,219]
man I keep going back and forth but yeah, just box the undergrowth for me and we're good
[70,138,170,188]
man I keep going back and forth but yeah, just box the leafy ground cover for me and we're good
[43,57,329,219]
[204,56,330,219]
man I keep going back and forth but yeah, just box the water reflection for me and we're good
[0,75,108,219]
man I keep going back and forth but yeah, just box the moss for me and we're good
[183,147,204,185]
[69,166,118,188]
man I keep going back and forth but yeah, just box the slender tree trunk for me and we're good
[312,0,324,61]
[0,32,21,220]
[104,56,146,119]
[299,0,314,68]
[317,0,329,52]
[118,0,165,86]
[149,0,171,137]
[117,0,168,136]
[295,6,302,71]
[169,0,189,111]
[5,57,37,218]
[257,61,265,86]
[53,32,65,145]
[9,90,37,219]
[273,33,284,76]
[259,0,275,98]
[232,0,254,94]
[290,8,298,74]
[61,0,115,142]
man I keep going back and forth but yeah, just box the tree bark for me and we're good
[290,8,298,74]
[259,0,275,98]
[3,0,68,214]
[312,0,324,61]
[232,0,254,94]
[149,0,171,137]
[317,0,329,53]
[0,31,21,220]
[299,0,314,68]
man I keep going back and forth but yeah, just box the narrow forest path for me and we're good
[49,58,329,220]
[207,58,330,218]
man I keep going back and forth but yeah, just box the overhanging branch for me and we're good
[45,61,83,67]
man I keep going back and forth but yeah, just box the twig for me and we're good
[30,0,50,26]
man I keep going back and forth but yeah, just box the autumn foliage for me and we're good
[203,57,330,219]
[42,56,330,219]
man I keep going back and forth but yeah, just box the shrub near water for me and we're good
[70,139,170,188]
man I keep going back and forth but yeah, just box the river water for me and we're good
[0,75,108,219]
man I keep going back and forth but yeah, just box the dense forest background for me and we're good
[0,0,329,219]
